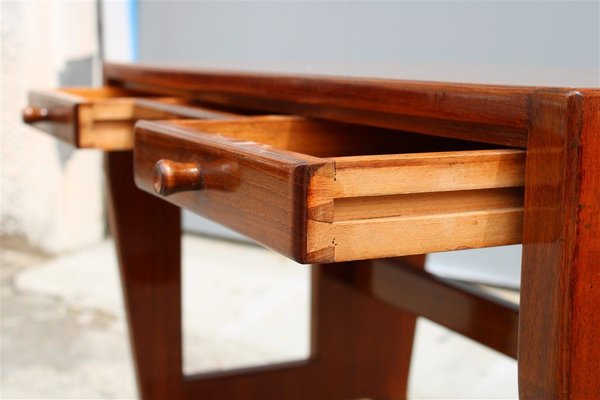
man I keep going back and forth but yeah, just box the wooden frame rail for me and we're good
[104,63,532,147]
[363,258,519,359]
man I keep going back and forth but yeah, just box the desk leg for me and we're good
[105,151,183,400]
[519,92,600,399]
[183,258,422,400]
[105,151,420,399]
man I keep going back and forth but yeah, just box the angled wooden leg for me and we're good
[183,257,423,400]
[105,151,421,399]
[317,257,423,400]
[105,151,183,400]
[519,92,600,399]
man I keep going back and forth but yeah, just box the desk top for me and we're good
[104,63,600,148]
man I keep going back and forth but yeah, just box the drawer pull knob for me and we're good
[153,160,203,196]
[22,106,50,123]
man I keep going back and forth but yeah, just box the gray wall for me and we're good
[136,1,599,287]
[139,1,599,86]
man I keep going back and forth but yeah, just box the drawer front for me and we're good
[24,87,236,150]
[25,89,82,145]
[134,117,525,263]
[134,117,327,260]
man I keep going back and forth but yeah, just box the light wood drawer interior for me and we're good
[134,116,525,263]
[24,87,236,150]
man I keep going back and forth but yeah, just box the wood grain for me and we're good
[104,62,535,147]
[105,151,183,399]
[328,188,524,222]
[134,117,526,263]
[307,208,523,262]
[24,88,239,150]
[366,258,519,359]
[109,151,424,399]
[23,64,600,399]
[134,118,327,263]
[165,117,497,158]
[133,98,239,120]
[519,90,600,399]
[109,154,428,399]
[184,259,424,399]
[326,149,525,197]
[307,149,525,262]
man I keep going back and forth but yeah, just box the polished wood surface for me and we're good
[183,259,424,400]
[105,151,183,399]
[519,90,600,399]
[23,64,600,399]
[134,117,524,263]
[309,208,523,262]
[24,87,237,149]
[143,115,497,157]
[106,151,423,399]
[134,117,327,262]
[367,258,519,358]
[329,188,523,222]
[327,149,525,197]
[22,106,51,123]
[104,63,535,147]
[153,159,204,196]
[308,149,524,261]
[133,98,240,120]
[25,89,79,144]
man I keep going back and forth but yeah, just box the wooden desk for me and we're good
[24,63,599,399]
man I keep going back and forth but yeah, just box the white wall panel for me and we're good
[1,1,103,253]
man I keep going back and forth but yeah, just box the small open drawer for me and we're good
[24,87,236,150]
[134,116,525,263]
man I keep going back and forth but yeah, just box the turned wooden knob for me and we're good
[153,160,203,196]
[22,106,50,123]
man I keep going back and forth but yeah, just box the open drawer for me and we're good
[134,116,525,263]
[23,87,236,150]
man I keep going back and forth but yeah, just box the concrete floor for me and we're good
[1,235,518,399]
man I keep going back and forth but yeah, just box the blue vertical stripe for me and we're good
[128,0,138,61]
